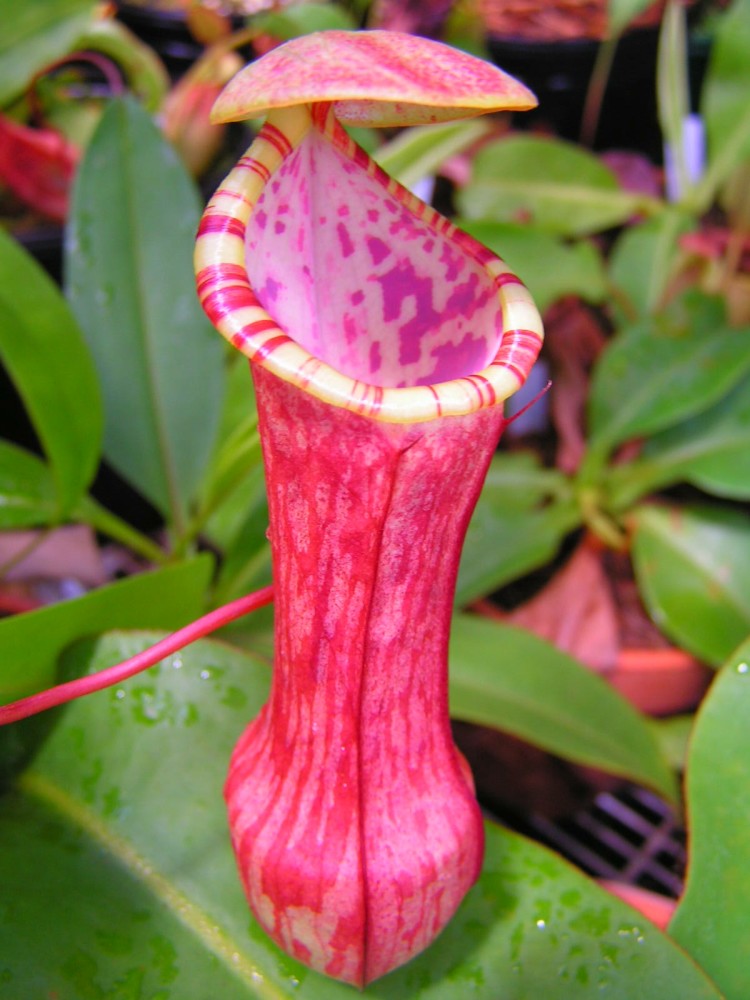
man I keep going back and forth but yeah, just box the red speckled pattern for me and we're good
[225,365,500,985]
[212,30,537,126]
[246,128,502,388]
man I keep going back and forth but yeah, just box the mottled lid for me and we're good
[211,29,537,127]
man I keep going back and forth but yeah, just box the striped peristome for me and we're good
[195,101,543,422]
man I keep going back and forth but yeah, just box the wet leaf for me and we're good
[670,638,750,999]
[0,631,720,998]
[631,503,750,666]
[0,555,213,704]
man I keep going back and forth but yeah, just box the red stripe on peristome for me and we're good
[260,122,293,158]
[230,323,280,351]
[195,263,248,296]
[201,285,257,324]
[252,332,292,363]
[493,270,525,288]
[197,214,246,239]
[489,329,544,383]
[236,156,271,182]
[492,360,526,384]
[468,373,497,407]
[426,384,443,417]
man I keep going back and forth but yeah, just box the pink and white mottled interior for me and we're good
[245,129,504,388]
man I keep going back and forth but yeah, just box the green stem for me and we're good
[580,36,618,148]
[76,496,168,565]
[176,429,263,557]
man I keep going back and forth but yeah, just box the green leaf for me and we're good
[457,136,656,236]
[66,97,225,532]
[0,0,96,104]
[657,0,691,199]
[374,120,490,192]
[449,613,678,802]
[607,0,656,36]
[631,503,750,666]
[608,213,693,322]
[635,372,750,501]
[669,639,750,999]
[0,229,102,517]
[0,632,720,998]
[456,453,580,605]
[0,555,213,704]
[457,219,607,312]
[697,0,750,206]
[0,441,59,528]
[587,293,750,462]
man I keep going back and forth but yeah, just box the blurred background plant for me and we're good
[0,1,749,997]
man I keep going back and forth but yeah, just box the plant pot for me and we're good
[609,647,712,717]
[115,2,205,78]
[485,30,663,154]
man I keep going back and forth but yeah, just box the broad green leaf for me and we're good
[0,0,96,104]
[608,213,693,322]
[457,136,656,236]
[449,614,678,802]
[587,293,750,463]
[0,228,102,516]
[607,0,655,36]
[375,120,490,192]
[0,441,58,528]
[0,554,213,704]
[456,218,607,312]
[626,372,750,503]
[631,503,750,665]
[698,0,750,206]
[669,639,750,999]
[0,632,720,999]
[66,97,225,532]
[457,453,580,605]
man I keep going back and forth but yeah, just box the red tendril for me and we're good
[0,585,274,726]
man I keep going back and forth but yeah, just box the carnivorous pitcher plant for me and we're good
[194,30,542,986]
[0,29,543,987]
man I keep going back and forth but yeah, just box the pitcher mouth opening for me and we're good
[195,103,543,424]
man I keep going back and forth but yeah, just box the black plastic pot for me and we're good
[487,29,710,160]
[114,2,205,79]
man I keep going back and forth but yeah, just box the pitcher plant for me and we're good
[194,30,542,986]
[0,28,543,988]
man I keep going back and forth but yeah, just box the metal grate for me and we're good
[526,784,686,897]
